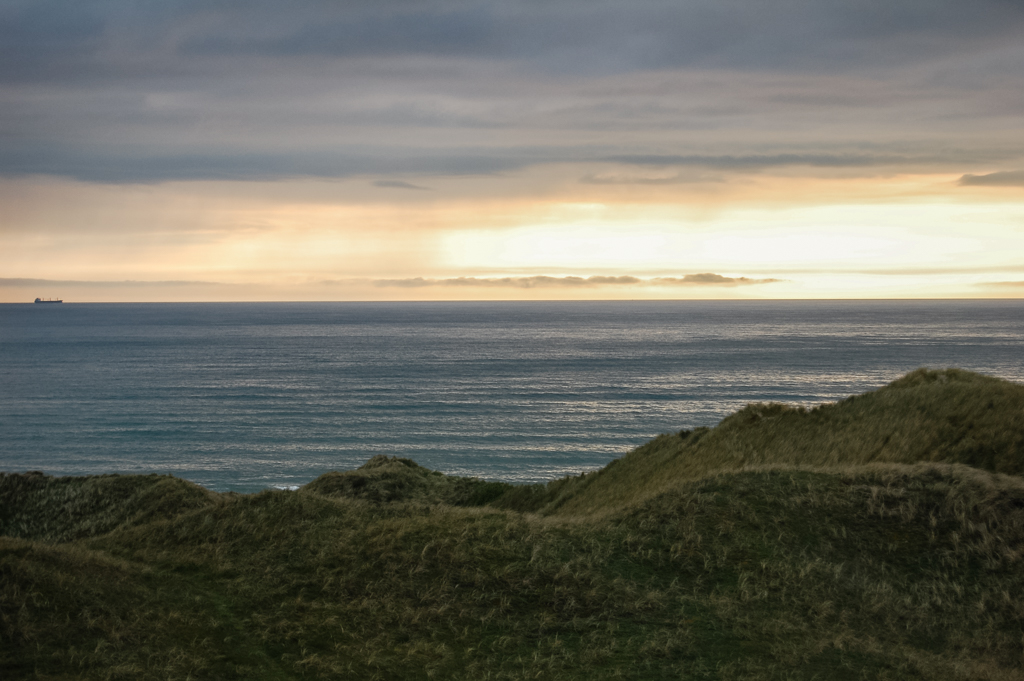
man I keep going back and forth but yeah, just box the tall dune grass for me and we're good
[2,368,1023,680]
[512,368,1024,517]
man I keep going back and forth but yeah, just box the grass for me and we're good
[513,367,1024,517]
[2,368,1023,679]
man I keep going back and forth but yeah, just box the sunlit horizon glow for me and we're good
[1,1,1023,302]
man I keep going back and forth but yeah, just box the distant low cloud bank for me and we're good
[958,171,1024,187]
[978,280,1024,288]
[0,278,222,288]
[372,180,431,191]
[374,274,781,289]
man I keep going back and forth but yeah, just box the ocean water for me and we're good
[1,300,1022,492]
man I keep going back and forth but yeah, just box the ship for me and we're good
[34,298,63,304]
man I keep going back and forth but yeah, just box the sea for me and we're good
[1,300,1022,492]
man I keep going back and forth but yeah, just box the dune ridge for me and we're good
[2,368,1023,679]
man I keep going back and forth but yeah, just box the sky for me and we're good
[1,0,1023,302]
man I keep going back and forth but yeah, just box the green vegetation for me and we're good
[2,368,1024,680]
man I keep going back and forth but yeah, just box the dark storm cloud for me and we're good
[1,0,1017,77]
[0,144,539,183]
[585,151,1022,183]
[181,5,501,60]
[958,170,1024,187]
[2,0,1023,182]
[0,1,106,81]
[109,1,1024,69]
[604,153,918,170]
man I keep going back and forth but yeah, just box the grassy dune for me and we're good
[2,368,1024,680]
[508,367,1024,517]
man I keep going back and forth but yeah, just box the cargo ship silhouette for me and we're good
[34,298,63,304]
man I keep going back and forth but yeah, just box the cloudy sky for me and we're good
[2,0,1023,302]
